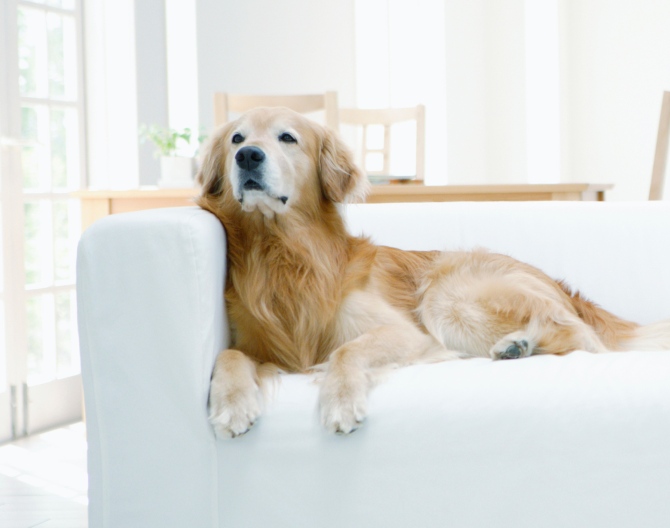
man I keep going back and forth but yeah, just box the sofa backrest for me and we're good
[344,201,670,326]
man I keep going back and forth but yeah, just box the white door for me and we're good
[0,0,86,441]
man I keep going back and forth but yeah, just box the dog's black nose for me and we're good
[235,146,265,171]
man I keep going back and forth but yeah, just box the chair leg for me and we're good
[649,91,670,200]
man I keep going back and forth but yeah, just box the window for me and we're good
[1,0,86,440]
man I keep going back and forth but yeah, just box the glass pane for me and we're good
[24,202,41,285]
[56,290,79,378]
[47,0,76,10]
[50,107,79,190]
[24,200,53,287]
[21,104,50,191]
[365,152,384,172]
[26,296,43,384]
[27,293,57,386]
[53,201,70,281]
[0,203,3,296]
[18,7,48,98]
[0,301,5,393]
[21,146,40,189]
[47,13,77,101]
[0,204,5,390]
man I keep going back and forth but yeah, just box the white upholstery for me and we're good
[77,202,670,528]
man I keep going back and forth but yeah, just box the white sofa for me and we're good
[77,202,670,528]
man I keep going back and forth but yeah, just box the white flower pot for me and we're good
[158,156,196,188]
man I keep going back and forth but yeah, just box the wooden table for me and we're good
[366,183,611,203]
[72,183,613,231]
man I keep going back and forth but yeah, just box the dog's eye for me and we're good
[279,133,297,143]
[232,133,244,144]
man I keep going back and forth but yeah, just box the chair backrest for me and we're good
[339,105,425,182]
[650,91,670,200]
[213,92,339,131]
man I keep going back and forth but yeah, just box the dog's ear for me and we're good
[197,122,234,196]
[318,127,370,204]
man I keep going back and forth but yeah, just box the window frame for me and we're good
[1,0,87,439]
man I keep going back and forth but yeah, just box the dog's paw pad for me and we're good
[500,340,528,359]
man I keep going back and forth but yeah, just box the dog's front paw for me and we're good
[319,376,368,435]
[208,377,261,439]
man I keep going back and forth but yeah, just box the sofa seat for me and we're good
[219,351,670,528]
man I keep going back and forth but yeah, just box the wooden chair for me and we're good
[650,91,670,200]
[339,105,426,182]
[213,92,339,130]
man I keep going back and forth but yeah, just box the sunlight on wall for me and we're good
[525,0,560,183]
[165,0,199,157]
[355,0,448,184]
[84,0,139,189]
[0,303,5,394]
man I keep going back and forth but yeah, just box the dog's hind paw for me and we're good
[490,332,533,361]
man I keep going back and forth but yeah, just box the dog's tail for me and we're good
[557,281,670,351]
[619,319,670,351]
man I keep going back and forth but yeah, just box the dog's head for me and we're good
[197,107,369,218]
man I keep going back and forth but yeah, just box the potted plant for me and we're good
[139,125,208,188]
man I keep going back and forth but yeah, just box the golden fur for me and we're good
[197,107,670,437]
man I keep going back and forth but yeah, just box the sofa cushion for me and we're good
[218,350,670,528]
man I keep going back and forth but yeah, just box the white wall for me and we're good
[85,0,172,188]
[445,0,670,198]
[443,1,487,185]
[561,0,670,200]
[85,0,357,187]
[443,0,526,186]
[135,0,169,185]
[355,0,448,185]
[525,0,560,184]
[84,0,140,189]
[83,0,670,196]
[195,0,357,132]
[484,0,527,185]
[165,0,199,148]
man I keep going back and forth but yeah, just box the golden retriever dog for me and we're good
[196,107,670,438]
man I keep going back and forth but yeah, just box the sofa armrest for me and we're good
[77,206,226,527]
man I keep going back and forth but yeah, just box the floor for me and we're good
[0,423,88,528]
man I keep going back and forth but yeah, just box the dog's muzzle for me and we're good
[234,146,289,206]
[236,146,266,191]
